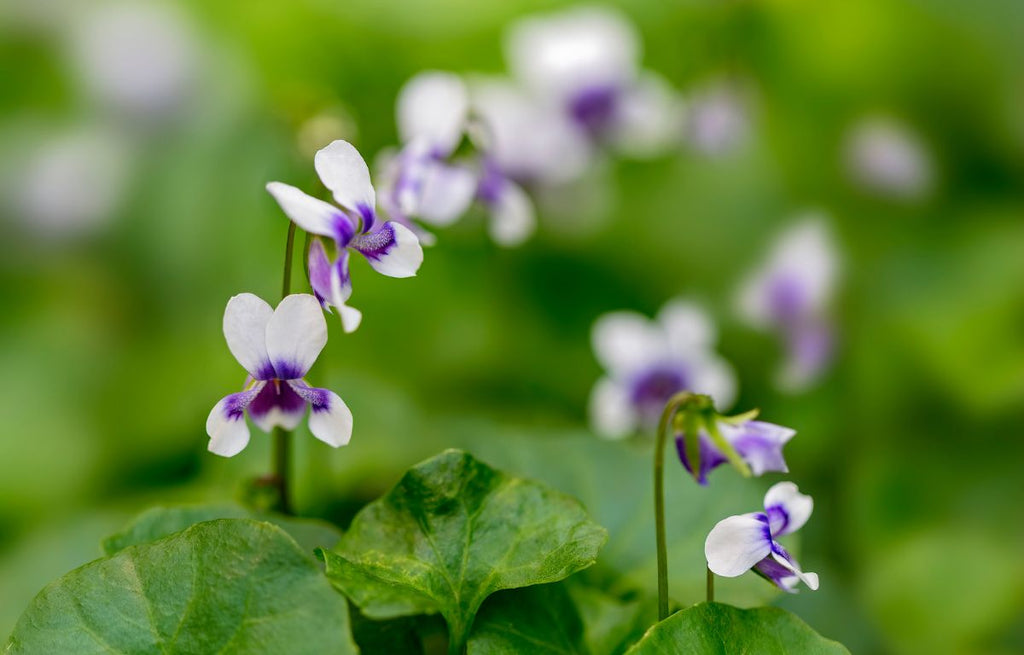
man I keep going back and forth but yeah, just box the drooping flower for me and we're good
[705,481,819,592]
[378,71,478,244]
[676,419,795,485]
[736,216,838,392]
[505,6,683,156]
[843,115,933,200]
[206,293,353,457]
[589,299,736,439]
[267,139,424,333]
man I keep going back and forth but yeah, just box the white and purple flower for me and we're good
[737,216,839,392]
[843,115,933,200]
[705,481,819,593]
[505,6,683,157]
[379,71,478,244]
[677,419,795,486]
[267,139,424,333]
[206,293,353,457]
[589,299,736,439]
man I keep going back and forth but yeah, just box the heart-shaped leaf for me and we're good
[625,602,849,654]
[320,449,607,653]
[467,584,586,655]
[6,519,357,654]
[102,503,342,556]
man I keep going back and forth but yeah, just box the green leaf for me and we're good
[567,584,658,655]
[320,449,607,653]
[625,602,850,654]
[6,519,358,655]
[467,584,586,655]
[102,503,342,556]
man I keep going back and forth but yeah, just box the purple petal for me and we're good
[626,364,689,427]
[205,384,263,457]
[307,238,333,308]
[248,380,307,432]
[675,432,728,485]
[349,221,423,278]
[568,83,621,136]
[723,420,795,477]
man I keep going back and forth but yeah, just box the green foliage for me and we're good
[102,503,342,556]
[625,602,850,655]
[320,449,608,653]
[467,584,586,655]
[5,520,357,655]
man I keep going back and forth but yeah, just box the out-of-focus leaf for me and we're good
[625,602,849,654]
[6,519,357,654]
[568,584,658,655]
[467,584,586,655]
[321,449,607,652]
[101,503,342,556]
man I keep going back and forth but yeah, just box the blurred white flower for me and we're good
[844,116,933,200]
[13,125,131,239]
[67,1,198,118]
[589,299,737,439]
[505,6,684,157]
[737,215,840,392]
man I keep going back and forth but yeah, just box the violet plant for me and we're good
[4,7,850,655]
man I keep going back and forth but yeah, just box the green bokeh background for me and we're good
[2,1,1023,653]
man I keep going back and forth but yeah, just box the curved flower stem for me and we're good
[706,567,715,603]
[273,221,298,515]
[654,390,694,621]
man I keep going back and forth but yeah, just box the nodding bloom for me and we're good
[677,419,795,486]
[589,299,736,439]
[505,6,683,157]
[378,71,478,245]
[737,216,838,392]
[843,115,933,201]
[267,140,424,333]
[705,482,819,592]
[206,293,353,457]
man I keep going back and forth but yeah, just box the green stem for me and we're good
[273,221,298,515]
[707,567,715,603]
[654,391,694,621]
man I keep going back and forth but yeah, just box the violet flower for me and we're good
[505,6,683,157]
[705,481,819,593]
[589,299,736,439]
[206,293,353,457]
[843,115,933,200]
[378,71,478,245]
[267,140,424,333]
[737,216,838,391]
[676,419,795,485]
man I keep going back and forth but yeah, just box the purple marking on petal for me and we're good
[271,360,306,381]
[288,381,332,412]
[254,362,277,382]
[766,504,789,537]
[675,433,728,485]
[754,555,799,593]
[568,84,621,136]
[308,238,333,307]
[729,421,792,477]
[248,380,307,421]
[766,274,810,325]
[355,202,376,233]
[476,158,507,205]
[332,212,357,247]
[220,387,261,421]
[627,364,689,425]
[349,222,396,262]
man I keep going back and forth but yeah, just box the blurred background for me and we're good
[1,1,1023,653]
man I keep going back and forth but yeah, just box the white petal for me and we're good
[289,382,353,447]
[610,72,685,158]
[314,140,376,213]
[265,182,347,239]
[351,222,424,278]
[689,356,738,411]
[416,161,477,226]
[205,385,262,457]
[591,311,667,375]
[265,294,327,379]
[222,293,273,379]
[488,181,536,247]
[705,513,773,578]
[397,71,468,155]
[505,6,638,99]
[764,481,813,537]
[658,299,716,353]
[588,377,637,440]
[771,551,819,591]
[329,262,363,334]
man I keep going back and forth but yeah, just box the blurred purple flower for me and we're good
[206,293,353,457]
[676,419,795,485]
[589,299,737,439]
[737,216,839,391]
[267,140,424,333]
[686,80,751,157]
[705,481,819,592]
[844,115,933,200]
